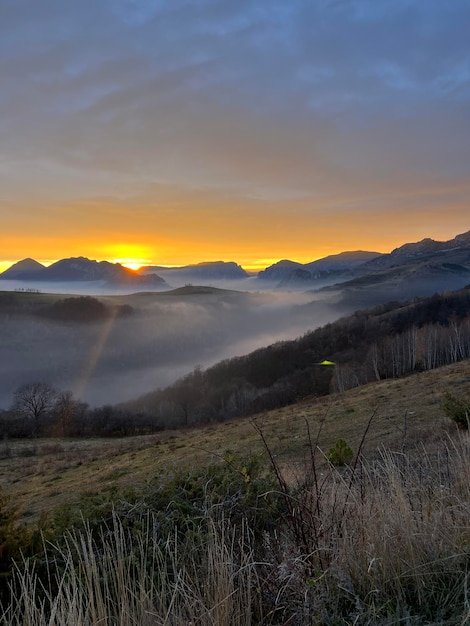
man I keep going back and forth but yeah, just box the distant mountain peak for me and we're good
[43,257,168,286]
[139,260,248,281]
[258,251,381,284]
[390,237,443,257]
[454,230,470,246]
[0,258,46,278]
[0,256,168,287]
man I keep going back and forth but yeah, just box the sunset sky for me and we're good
[1,0,469,271]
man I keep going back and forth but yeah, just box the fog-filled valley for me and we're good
[0,286,340,409]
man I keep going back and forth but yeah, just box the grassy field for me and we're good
[2,358,469,524]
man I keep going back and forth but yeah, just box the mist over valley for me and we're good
[0,286,337,409]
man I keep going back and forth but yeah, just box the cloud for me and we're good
[1,0,469,264]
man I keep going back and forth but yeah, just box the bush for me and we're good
[326,438,354,465]
[37,296,109,322]
[51,453,280,544]
[442,391,470,429]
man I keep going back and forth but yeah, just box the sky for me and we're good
[1,0,469,271]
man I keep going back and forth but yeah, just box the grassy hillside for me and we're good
[2,357,469,523]
[2,360,470,624]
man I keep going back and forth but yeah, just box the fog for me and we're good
[0,283,341,409]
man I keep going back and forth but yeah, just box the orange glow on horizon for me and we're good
[112,259,149,271]
[0,255,327,274]
[0,247,389,275]
[2,222,467,275]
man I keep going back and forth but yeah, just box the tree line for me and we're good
[0,382,157,439]
[0,293,133,322]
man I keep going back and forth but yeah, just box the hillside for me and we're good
[319,259,470,311]
[2,357,469,523]
[125,286,470,425]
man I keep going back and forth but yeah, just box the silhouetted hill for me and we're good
[258,251,381,286]
[305,250,381,272]
[0,257,169,288]
[139,261,249,282]
[257,260,305,281]
[0,258,46,279]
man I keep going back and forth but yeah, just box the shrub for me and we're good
[442,391,470,429]
[326,438,354,465]
[37,296,109,322]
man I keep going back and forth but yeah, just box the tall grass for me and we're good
[2,432,470,624]
[2,513,260,626]
[259,432,470,624]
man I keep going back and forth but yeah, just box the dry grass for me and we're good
[2,513,259,626]
[2,359,470,523]
[3,429,470,624]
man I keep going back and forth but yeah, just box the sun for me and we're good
[112,258,149,271]
[105,244,154,271]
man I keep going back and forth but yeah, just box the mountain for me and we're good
[1,257,168,288]
[139,261,249,282]
[2,231,469,292]
[44,257,168,286]
[315,233,470,310]
[258,232,470,294]
[257,260,304,282]
[259,251,381,287]
[359,230,470,272]
[0,258,46,279]
[304,250,382,273]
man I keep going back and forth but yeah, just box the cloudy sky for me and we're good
[1,0,469,270]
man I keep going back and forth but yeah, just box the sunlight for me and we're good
[105,243,155,271]
[0,260,16,273]
[74,307,119,400]
[112,258,149,271]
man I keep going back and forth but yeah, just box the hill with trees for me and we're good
[126,285,470,426]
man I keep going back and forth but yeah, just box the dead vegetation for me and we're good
[2,358,469,524]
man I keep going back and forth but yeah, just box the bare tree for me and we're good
[11,382,57,437]
[53,390,78,437]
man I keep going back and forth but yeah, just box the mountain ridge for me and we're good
[138,260,249,281]
[0,256,168,288]
[2,229,469,290]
